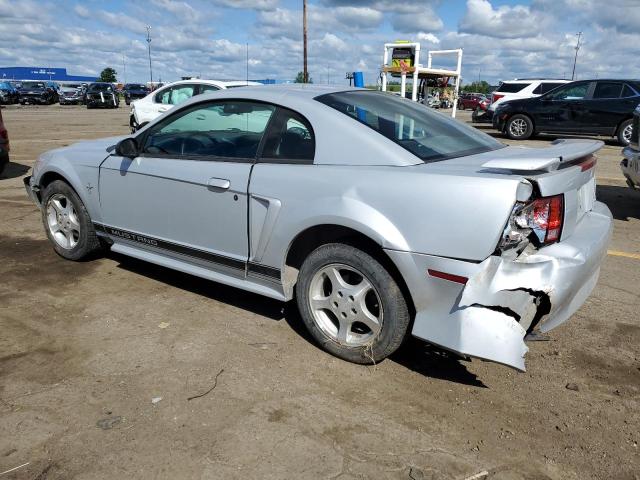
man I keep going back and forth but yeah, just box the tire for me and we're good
[0,152,8,176]
[296,243,410,364]
[617,119,633,146]
[40,180,103,261]
[125,100,130,106]
[458,102,465,110]
[506,114,534,140]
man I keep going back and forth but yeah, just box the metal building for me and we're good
[0,67,97,83]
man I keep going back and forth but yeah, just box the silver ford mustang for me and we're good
[24,85,612,371]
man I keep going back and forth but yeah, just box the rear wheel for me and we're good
[41,180,103,261]
[296,243,410,364]
[506,114,534,140]
[617,119,633,146]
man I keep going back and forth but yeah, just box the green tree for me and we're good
[98,67,118,83]
[462,80,491,94]
[294,71,313,83]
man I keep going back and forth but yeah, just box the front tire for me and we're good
[296,243,410,364]
[617,119,633,146]
[40,180,103,261]
[506,114,534,140]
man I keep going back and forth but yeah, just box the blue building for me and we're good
[0,67,97,83]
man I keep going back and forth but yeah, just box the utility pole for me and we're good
[246,43,249,85]
[122,53,126,84]
[146,25,153,86]
[571,31,582,81]
[303,0,308,83]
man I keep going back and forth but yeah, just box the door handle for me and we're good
[207,177,230,190]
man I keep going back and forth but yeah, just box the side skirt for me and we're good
[94,223,285,301]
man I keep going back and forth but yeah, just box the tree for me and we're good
[462,80,491,94]
[98,67,117,83]
[294,71,313,84]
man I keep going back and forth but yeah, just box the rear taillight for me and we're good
[492,94,504,104]
[499,194,565,253]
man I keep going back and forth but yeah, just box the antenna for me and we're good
[571,32,582,81]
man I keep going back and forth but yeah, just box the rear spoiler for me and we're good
[481,139,603,173]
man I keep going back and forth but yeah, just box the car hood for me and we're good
[126,89,147,94]
[39,135,126,168]
[19,88,45,93]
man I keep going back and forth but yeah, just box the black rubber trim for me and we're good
[247,262,281,280]
[94,222,282,281]
[94,222,245,271]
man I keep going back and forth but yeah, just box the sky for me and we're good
[1,0,639,86]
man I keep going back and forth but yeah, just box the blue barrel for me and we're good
[353,71,364,88]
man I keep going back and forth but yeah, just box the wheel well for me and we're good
[38,172,75,202]
[284,224,416,318]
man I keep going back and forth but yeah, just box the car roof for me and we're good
[503,79,570,83]
[161,79,263,88]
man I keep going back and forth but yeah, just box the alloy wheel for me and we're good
[622,124,633,144]
[46,193,80,250]
[509,118,528,138]
[308,263,383,346]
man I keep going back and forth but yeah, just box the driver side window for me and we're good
[142,101,275,160]
[547,83,590,101]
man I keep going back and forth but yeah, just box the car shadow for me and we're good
[109,251,485,387]
[596,184,640,221]
[0,162,30,180]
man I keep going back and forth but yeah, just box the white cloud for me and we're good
[459,0,551,39]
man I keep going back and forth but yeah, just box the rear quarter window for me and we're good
[496,82,531,93]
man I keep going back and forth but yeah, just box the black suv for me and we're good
[123,83,149,105]
[85,83,119,109]
[18,81,59,105]
[494,79,640,145]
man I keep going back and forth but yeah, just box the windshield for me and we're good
[126,84,146,90]
[0,82,12,90]
[316,91,504,162]
[88,84,113,92]
[22,82,46,89]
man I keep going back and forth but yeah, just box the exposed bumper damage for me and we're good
[388,201,613,371]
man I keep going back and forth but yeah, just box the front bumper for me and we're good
[386,201,613,371]
[20,95,48,104]
[472,108,493,124]
[23,175,41,206]
[621,146,640,188]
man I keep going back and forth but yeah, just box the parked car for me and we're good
[458,94,489,110]
[129,79,262,132]
[0,108,9,176]
[494,79,640,145]
[621,104,640,188]
[123,83,150,105]
[24,85,613,372]
[474,79,569,123]
[59,84,85,105]
[85,83,119,109]
[18,81,59,105]
[0,81,20,104]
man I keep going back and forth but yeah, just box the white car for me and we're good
[129,79,262,132]
[490,79,570,112]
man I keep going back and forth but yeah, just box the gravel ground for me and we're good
[0,104,638,480]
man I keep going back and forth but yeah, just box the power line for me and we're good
[571,31,582,81]
[146,25,153,85]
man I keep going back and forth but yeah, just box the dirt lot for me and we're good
[0,104,638,480]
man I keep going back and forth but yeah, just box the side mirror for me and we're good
[115,137,139,158]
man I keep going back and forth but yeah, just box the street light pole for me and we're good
[571,31,582,81]
[146,25,153,86]
[303,0,308,83]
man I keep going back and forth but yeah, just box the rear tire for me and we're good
[296,243,410,364]
[617,119,633,146]
[506,114,534,140]
[40,180,103,261]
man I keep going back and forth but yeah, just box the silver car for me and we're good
[24,85,612,371]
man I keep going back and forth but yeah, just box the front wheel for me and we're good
[506,114,534,140]
[618,119,633,146]
[40,180,103,261]
[296,243,410,364]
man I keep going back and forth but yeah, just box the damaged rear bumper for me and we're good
[386,201,612,371]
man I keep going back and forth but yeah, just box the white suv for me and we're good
[130,79,262,132]
[489,79,570,111]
